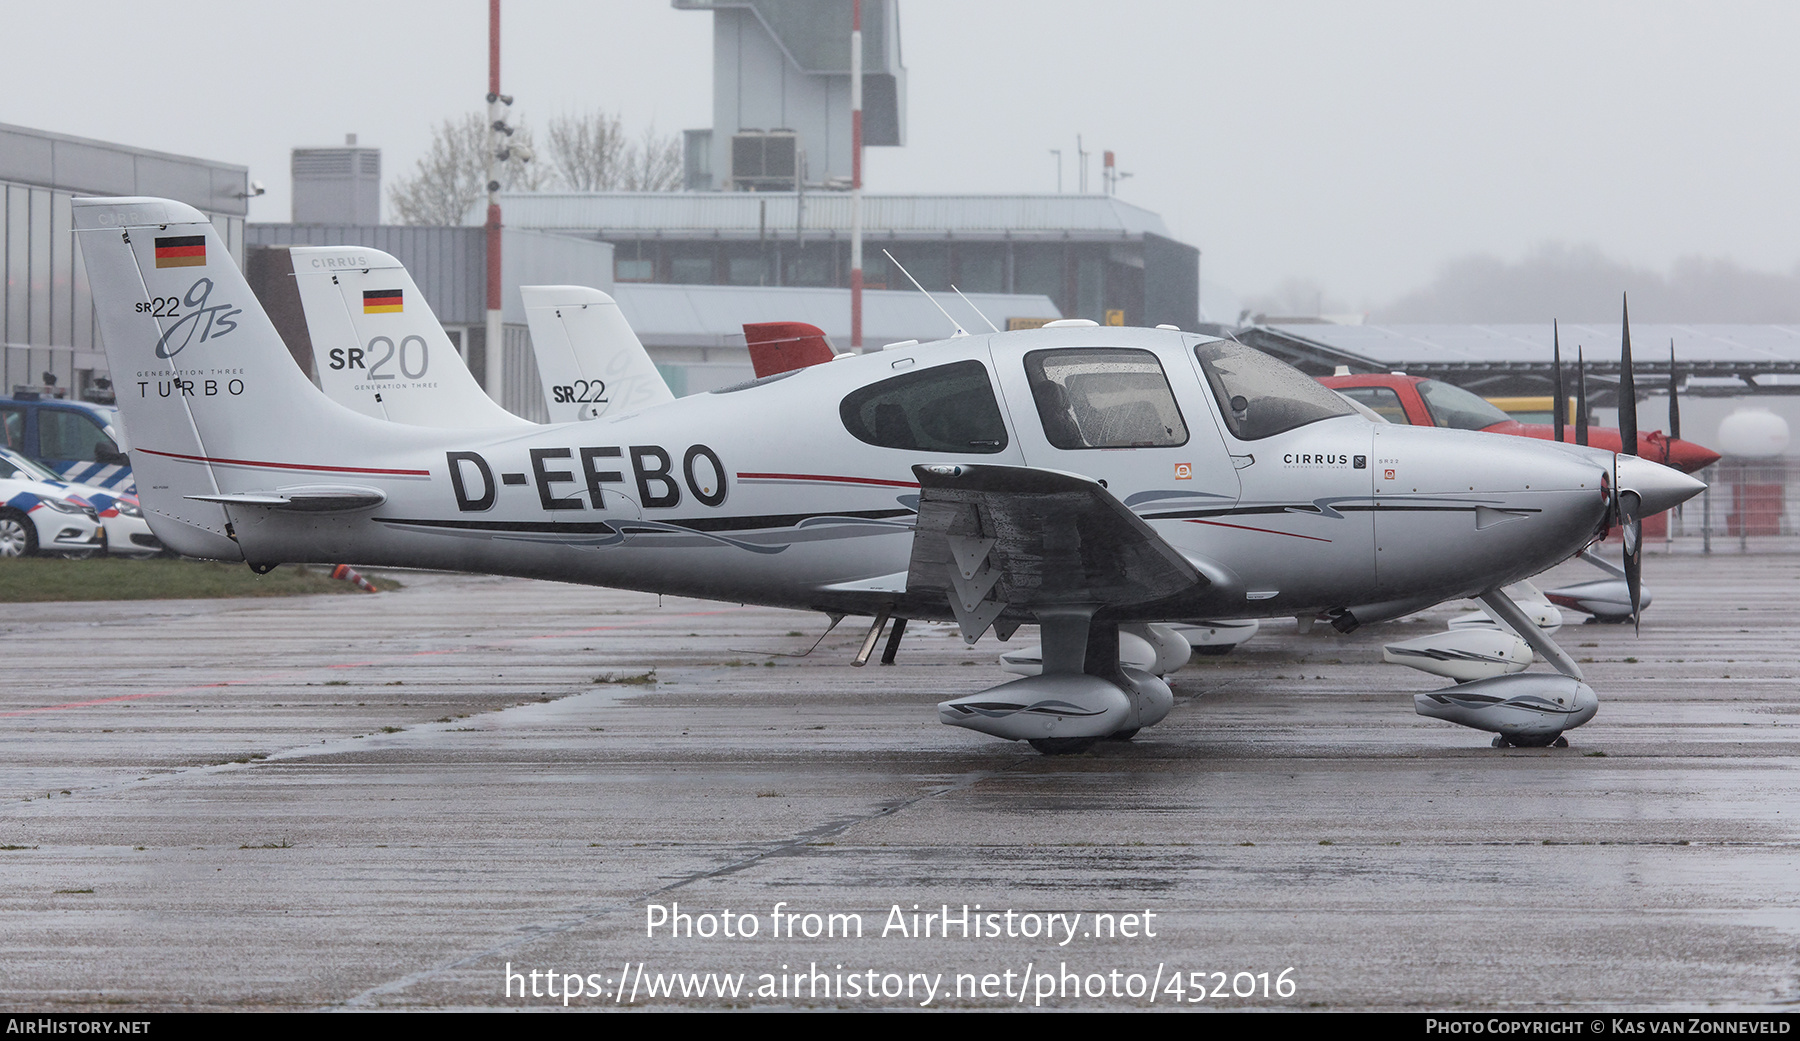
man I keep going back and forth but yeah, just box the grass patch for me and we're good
[240,840,292,849]
[0,558,401,603]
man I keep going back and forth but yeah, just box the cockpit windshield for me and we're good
[1193,339,1354,440]
[1416,380,1512,431]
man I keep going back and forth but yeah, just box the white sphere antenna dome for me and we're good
[1716,408,1790,458]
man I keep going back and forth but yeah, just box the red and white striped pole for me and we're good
[849,0,863,350]
[484,0,505,404]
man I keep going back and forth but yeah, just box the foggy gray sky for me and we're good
[5,1,1797,310]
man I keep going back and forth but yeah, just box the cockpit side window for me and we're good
[1023,348,1188,449]
[839,360,1009,453]
[1193,340,1354,440]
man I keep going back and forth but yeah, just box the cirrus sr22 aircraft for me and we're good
[76,197,1704,753]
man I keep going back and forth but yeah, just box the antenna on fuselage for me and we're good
[950,284,1002,333]
[882,249,968,338]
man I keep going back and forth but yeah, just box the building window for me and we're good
[615,257,654,282]
[883,245,948,291]
[955,247,1004,295]
[669,256,713,284]
[784,249,833,287]
[1013,246,1062,302]
[727,255,766,286]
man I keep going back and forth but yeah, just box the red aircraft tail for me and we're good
[744,321,836,378]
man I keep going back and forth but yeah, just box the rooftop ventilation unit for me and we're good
[730,130,799,191]
[292,135,381,224]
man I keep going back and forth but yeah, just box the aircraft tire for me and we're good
[1507,733,1559,748]
[1029,737,1099,755]
[1103,728,1140,742]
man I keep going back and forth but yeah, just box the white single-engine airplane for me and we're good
[77,198,1704,752]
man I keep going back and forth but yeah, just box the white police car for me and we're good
[0,453,105,557]
[0,448,158,557]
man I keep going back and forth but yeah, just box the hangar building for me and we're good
[0,122,249,403]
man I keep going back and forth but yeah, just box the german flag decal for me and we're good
[153,235,206,269]
[363,289,403,314]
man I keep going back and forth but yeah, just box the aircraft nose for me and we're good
[1615,454,1707,515]
[1665,438,1722,473]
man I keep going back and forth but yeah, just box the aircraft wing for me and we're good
[905,463,1206,640]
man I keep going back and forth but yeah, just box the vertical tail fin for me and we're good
[289,245,531,429]
[72,197,407,558]
[742,321,838,379]
[521,285,673,422]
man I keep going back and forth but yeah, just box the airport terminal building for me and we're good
[496,191,1197,335]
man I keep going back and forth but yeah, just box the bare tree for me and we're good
[392,110,683,221]
[544,111,628,191]
[542,111,682,192]
[389,113,547,225]
[620,124,684,192]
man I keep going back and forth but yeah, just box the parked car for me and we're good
[0,460,104,558]
[0,394,134,493]
[0,447,160,557]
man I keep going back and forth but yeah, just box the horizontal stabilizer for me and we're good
[186,487,387,512]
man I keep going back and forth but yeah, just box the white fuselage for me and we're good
[205,329,1613,622]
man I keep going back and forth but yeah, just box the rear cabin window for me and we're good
[1336,386,1409,424]
[839,360,1009,453]
[1194,340,1354,440]
[1024,348,1188,449]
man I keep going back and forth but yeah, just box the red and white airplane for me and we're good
[1316,372,1719,475]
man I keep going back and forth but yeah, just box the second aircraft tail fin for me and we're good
[521,285,673,422]
[289,245,531,429]
[743,321,838,379]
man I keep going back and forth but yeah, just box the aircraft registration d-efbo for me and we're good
[76,198,1704,753]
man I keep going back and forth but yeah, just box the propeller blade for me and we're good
[1668,339,1681,442]
[1553,320,1566,443]
[1619,489,1643,633]
[1576,347,1589,446]
[1618,294,1638,456]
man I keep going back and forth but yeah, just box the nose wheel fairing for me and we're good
[1409,587,1599,744]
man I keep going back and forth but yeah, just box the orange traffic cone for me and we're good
[329,564,380,593]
